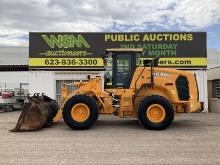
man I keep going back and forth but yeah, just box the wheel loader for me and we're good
[12,48,201,131]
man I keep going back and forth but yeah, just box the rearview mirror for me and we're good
[153,57,160,67]
[143,59,152,67]
[143,57,160,67]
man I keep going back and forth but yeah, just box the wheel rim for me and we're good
[71,103,90,122]
[146,104,166,123]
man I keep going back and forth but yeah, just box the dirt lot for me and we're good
[0,111,220,165]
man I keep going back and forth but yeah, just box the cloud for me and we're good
[0,0,219,45]
[168,0,220,29]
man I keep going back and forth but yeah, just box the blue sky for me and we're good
[206,24,220,49]
[0,0,219,49]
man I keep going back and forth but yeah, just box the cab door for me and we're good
[112,52,134,88]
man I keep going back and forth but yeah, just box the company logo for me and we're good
[42,34,91,48]
[154,72,170,77]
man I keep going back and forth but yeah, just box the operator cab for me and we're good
[104,48,143,89]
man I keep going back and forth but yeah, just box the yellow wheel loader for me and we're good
[12,48,201,131]
[54,48,201,130]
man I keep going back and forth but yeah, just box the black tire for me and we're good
[63,95,99,130]
[137,95,174,130]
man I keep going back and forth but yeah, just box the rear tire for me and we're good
[63,95,99,130]
[137,95,174,130]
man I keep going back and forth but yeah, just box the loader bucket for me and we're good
[10,94,59,132]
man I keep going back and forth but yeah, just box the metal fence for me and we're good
[56,80,80,106]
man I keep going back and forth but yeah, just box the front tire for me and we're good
[63,95,99,130]
[137,95,174,130]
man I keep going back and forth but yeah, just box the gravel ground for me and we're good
[0,111,220,165]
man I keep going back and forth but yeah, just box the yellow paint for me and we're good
[71,103,90,122]
[53,66,201,122]
[146,104,166,123]
[29,57,207,67]
[53,108,63,123]
[29,58,104,67]
[52,49,202,123]
[140,58,207,66]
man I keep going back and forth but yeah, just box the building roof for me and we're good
[0,65,29,71]
[0,46,28,65]
[207,66,220,80]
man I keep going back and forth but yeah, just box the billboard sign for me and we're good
[29,32,207,69]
